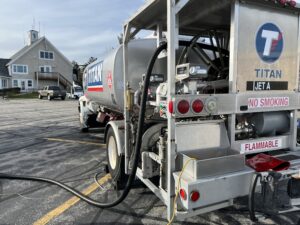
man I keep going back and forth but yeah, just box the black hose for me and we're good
[0,43,167,208]
[249,173,262,222]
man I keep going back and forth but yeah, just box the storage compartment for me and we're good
[181,149,246,179]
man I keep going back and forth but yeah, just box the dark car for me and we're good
[38,86,67,100]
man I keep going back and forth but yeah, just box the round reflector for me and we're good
[192,99,204,113]
[177,100,189,114]
[190,191,200,202]
[179,188,187,200]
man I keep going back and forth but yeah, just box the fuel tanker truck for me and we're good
[79,0,300,222]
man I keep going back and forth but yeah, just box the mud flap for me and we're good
[250,171,300,219]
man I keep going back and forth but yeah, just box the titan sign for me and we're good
[256,23,284,63]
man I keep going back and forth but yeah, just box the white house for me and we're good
[1,30,73,92]
[0,58,11,90]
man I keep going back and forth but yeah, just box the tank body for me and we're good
[83,38,166,112]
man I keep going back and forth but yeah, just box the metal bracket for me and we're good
[175,0,189,14]
[123,24,140,43]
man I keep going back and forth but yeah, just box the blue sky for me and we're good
[0,0,145,64]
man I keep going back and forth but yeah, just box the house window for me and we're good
[13,80,18,87]
[1,79,7,88]
[28,80,33,87]
[40,51,54,60]
[40,66,52,73]
[12,64,28,74]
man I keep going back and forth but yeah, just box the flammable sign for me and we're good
[241,138,282,153]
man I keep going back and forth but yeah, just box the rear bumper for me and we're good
[52,93,66,97]
[174,168,253,210]
[174,152,300,211]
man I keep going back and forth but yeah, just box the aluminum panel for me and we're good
[236,92,300,113]
[236,3,299,92]
[174,169,253,210]
[181,150,245,179]
[173,92,300,118]
[175,121,230,152]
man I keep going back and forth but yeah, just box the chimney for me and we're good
[27,30,39,45]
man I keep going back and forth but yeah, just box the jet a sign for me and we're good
[256,23,283,63]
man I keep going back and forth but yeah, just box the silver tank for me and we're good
[83,38,166,112]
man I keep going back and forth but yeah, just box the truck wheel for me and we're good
[47,95,52,101]
[106,128,127,189]
[61,96,65,100]
[81,127,89,132]
[38,94,43,99]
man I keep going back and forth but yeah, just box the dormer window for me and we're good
[40,51,54,60]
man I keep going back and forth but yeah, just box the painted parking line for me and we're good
[33,173,111,225]
[45,138,106,147]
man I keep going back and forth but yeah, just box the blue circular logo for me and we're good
[256,23,283,63]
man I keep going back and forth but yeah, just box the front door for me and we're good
[21,81,26,91]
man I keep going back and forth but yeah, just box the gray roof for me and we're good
[0,58,11,77]
[9,45,31,61]
[7,37,72,67]
[8,37,44,65]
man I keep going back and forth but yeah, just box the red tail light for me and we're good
[177,100,190,114]
[279,0,287,5]
[289,0,296,7]
[192,99,204,113]
[168,101,174,114]
[179,188,187,200]
[190,191,200,202]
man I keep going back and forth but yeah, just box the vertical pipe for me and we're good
[228,1,239,150]
[229,1,239,94]
[157,23,163,48]
[123,25,130,174]
[293,14,300,151]
[290,110,298,151]
[167,0,177,220]
[36,72,39,90]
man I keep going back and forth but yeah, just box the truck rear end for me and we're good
[122,0,300,221]
[80,0,300,222]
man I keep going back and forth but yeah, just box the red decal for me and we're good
[248,97,289,109]
[88,87,103,92]
[107,72,112,89]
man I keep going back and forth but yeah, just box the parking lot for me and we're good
[0,99,299,225]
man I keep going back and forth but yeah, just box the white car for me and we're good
[68,86,83,99]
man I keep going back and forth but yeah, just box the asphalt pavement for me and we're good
[0,98,299,225]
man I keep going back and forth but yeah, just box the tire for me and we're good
[106,128,127,189]
[61,96,65,100]
[81,127,89,132]
[38,94,43,99]
[47,95,52,101]
[87,114,103,128]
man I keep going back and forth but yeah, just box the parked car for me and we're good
[38,86,66,100]
[67,85,83,99]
